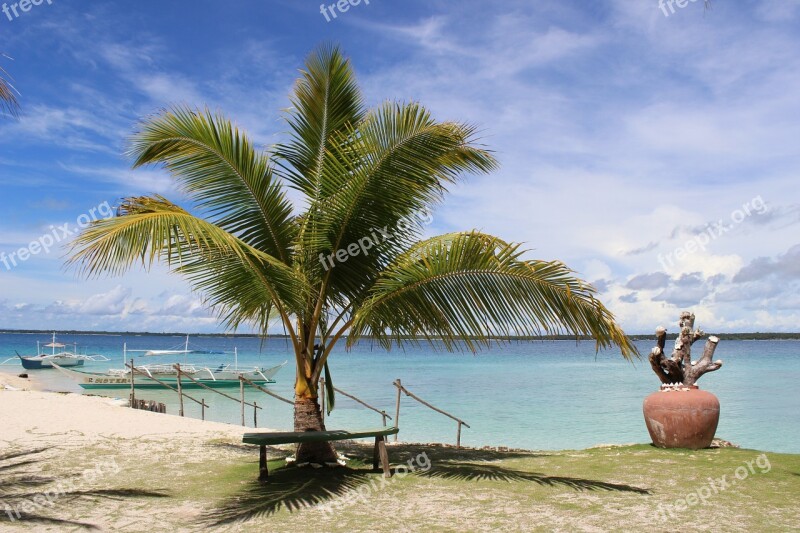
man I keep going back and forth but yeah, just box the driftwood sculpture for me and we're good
[649,311,723,387]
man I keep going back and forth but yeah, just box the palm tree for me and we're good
[69,45,638,463]
[1,54,20,117]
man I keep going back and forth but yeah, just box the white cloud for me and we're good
[2,1,800,334]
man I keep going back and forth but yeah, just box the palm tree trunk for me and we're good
[293,396,338,463]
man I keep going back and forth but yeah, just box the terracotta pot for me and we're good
[642,387,720,449]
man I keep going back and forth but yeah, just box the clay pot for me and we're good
[642,387,720,449]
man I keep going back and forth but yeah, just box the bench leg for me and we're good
[259,445,269,483]
[377,436,391,478]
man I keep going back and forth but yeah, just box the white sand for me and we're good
[0,385,273,531]
[0,388,254,448]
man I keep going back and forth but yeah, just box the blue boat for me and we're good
[6,333,109,370]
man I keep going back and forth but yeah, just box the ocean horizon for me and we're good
[2,333,798,454]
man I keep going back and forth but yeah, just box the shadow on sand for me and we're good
[0,448,170,530]
[201,442,650,527]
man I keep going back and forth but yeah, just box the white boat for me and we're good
[1,333,110,370]
[53,336,286,389]
[127,335,225,357]
[53,360,287,389]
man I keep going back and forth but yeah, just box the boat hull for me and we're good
[52,363,283,390]
[18,356,85,370]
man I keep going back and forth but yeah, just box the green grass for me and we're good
[2,441,798,532]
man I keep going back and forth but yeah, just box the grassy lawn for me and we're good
[2,440,798,532]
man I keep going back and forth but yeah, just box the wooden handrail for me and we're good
[238,375,294,405]
[393,379,470,448]
[125,363,206,407]
[171,365,262,410]
[319,378,392,426]
[393,380,470,427]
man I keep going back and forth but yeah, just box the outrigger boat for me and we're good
[51,360,287,390]
[2,333,110,370]
[127,334,226,357]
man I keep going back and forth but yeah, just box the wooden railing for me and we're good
[319,377,393,427]
[393,379,470,448]
[128,359,469,447]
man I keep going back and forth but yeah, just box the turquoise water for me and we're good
[2,333,798,453]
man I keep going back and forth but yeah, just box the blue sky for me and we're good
[0,0,799,334]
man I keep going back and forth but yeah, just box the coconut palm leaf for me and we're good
[277,44,365,201]
[128,107,296,264]
[275,44,365,271]
[67,196,308,328]
[0,57,20,118]
[349,231,637,359]
[313,102,498,302]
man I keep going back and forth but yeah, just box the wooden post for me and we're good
[259,445,268,483]
[377,436,391,478]
[129,357,135,407]
[394,379,401,442]
[320,378,326,423]
[201,399,206,421]
[457,422,462,449]
[253,401,258,428]
[176,363,184,417]
[240,378,245,426]
[381,411,387,427]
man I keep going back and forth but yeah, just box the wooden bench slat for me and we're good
[242,426,399,446]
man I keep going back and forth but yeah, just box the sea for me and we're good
[1,333,798,454]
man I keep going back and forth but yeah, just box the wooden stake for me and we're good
[457,422,462,449]
[253,401,258,428]
[240,378,245,426]
[176,363,184,417]
[394,379,402,442]
[129,357,135,407]
[201,399,206,421]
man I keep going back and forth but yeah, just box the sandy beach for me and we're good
[0,386,248,448]
[0,373,264,531]
[2,371,799,532]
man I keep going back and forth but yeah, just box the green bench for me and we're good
[242,426,400,482]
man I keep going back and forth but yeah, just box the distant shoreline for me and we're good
[2,328,800,341]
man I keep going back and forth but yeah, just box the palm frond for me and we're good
[276,44,365,200]
[128,107,296,264]
[67,196,308,321]
[349,232,638,359]
[0,57,20,118]
[313,102,498,301]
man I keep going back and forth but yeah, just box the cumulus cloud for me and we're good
[733,244,800,283]
[623,242,659,256]
[626,272,671,290]
[590,279,610,293]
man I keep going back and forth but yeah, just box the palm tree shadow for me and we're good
[0,448,170,529]
[201,462,374,527]
[339,442,546,463]
[417,461,651,494]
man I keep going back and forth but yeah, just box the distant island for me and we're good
[1,329,799,341]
